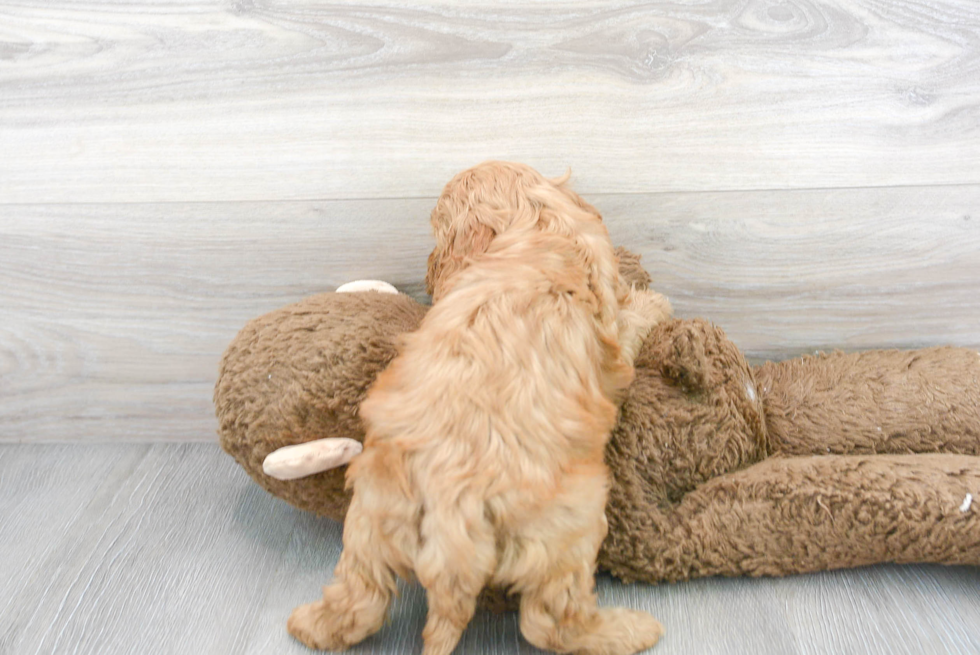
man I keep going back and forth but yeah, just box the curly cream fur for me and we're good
[287,162,669,655]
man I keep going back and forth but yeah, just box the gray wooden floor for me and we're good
[2,443,978,655]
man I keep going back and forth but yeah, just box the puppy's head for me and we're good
[425,161,603,301]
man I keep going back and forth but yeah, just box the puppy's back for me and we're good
[360,233,623,503]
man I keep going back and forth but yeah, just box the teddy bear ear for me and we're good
[659,323,709,391]
[262,438,363,480]
[336,280,398,294]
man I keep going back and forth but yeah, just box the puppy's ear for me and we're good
[428,220,496,301]
[425,247,441,297]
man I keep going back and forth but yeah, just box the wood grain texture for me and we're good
[1,0,979,203]
[2,185,978,442]
[1,443,978,655]
[598,184,980,360]
[0,199,434,442]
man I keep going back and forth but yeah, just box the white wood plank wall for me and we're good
[1,0,979,441]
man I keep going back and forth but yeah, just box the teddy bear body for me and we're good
[215,253,980,585]
[603,320,980,583]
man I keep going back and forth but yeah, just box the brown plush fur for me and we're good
[216,153,980,624]
[601,321,980,583]
[216,247,653,523]
[214,292,427,522]
[285,164,667,655]
[216,258,980,590]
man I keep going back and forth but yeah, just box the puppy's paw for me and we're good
[617,287,672,367]
[287,600,349,651]
[586,607,664,655]
[627,288,672,331]
[618,608,664,653]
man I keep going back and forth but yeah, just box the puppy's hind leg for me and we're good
[520,566,663,655]
[514,472,663,655]
[288,487,405,650]
[415,495,497,655]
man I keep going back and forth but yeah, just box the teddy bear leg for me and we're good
[602,453,980,584]
[756,347,980,457]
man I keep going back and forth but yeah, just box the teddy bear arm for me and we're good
[756,346,980,458]
[613,247,652,290]
[600,452,980,584]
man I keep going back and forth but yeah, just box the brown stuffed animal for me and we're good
[215,249,980,587]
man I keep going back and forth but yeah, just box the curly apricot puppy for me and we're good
[427,161,670,367]
[287,163,670,655]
